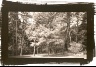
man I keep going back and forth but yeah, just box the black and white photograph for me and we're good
[1,0,95,66]
[8,12,87,59]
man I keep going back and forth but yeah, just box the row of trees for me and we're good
[8,12,30,56]
[8,12,87,56]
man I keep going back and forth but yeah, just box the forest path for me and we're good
[10,51,87,59]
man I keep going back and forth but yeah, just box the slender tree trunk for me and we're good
[20,46,23,56]
[76,13,79,43]
[76,35,78,43]
[65,12,71,51]
[20,36,23,56]
[69,32,71,43]
[62,45,64,54]
[77,21,78,43]
[33,45,36,56]
[20,24,24,56]
[37,47,39,54]
[13,39,15,56]
[76,17,79,43]
[69,23,71,43]
[40,46,42,54]
[16,20,17,55]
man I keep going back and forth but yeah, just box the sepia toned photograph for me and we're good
[8,12,87,59]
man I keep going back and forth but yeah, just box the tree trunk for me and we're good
[69,32,71,43]
[65,12,71,51]
[16,20,18,55]
[20,27,24,56]
[76,19,79,43]
[37,47,39,54]
[20,46,23,56]
[76,35,78,43]
[33,45,36,56]
[76,21,78,43]
[76,13,79,43]
[69,27,71,43]
[40,46,42,54]
[13,39,15,56]
[20,37,23,56]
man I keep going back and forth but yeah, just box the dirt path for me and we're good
[10,51,87,59]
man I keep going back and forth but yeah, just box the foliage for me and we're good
[8,12,30,56]
[8,12,87,56]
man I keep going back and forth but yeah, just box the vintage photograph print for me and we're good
[1,0,94,65]
[8,12,87,59]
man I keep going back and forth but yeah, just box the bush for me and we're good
[68,42,83,53]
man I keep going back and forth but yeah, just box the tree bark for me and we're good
[20,24,24,56]
[13,39,15,56]
[33,45,36,56]
[69,32,71,43]
[16,20,18,55]
[76,13,79,43]
[65,12,71,51]
[20,46,23,56]
[20,36,23,56]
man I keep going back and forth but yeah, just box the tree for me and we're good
[8,12,19,55]
[68,12,87,53]
[26,12,59,55]
[78,12,87,49]
[64,12,71,51]
[8,12,30,56]
[8,12,87,56]
[0,11,2,36]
